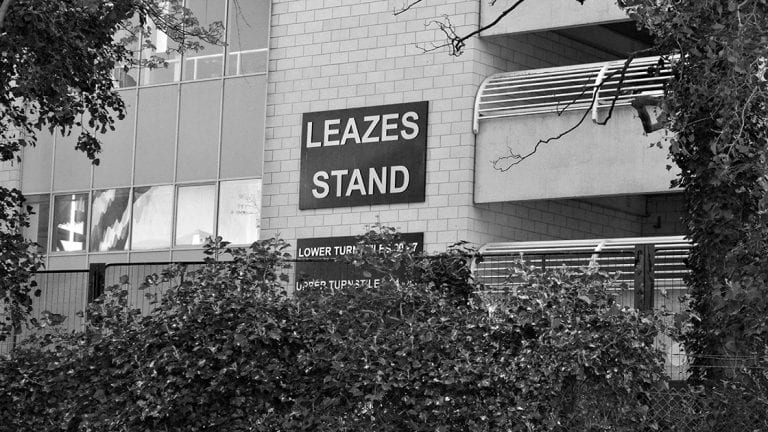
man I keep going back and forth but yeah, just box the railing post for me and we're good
[88,263,106,302]
[633,245,655,311]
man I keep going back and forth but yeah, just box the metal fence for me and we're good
[0,270,88,355]
[473,236,692,381]
[103,262,205,315]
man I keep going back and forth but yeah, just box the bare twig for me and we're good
[734,85,759,144]
[393,0,423,16]
[0,0,15,31]
[492,49,665,170]
[415,0,529,55]
[492,93,596,171]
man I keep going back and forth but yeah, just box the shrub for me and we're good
[0,234,668,431]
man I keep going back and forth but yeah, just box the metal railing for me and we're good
[115,48,268,87]
[473,55,673,132]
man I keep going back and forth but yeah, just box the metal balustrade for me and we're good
[113,48,268,87]
[473,55,673,133]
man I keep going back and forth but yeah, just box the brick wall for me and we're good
[264,0,483,251]
[262,0,676,254]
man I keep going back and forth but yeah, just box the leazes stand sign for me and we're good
[299,102,428,209]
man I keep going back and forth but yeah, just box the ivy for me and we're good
[619,0,768,380]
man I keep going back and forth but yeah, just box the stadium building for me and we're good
[2,0,688,373]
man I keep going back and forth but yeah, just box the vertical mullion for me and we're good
[211,0,230,258]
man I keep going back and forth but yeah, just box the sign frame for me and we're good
[299,101,429,209]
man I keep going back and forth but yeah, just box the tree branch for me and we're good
[393,0,423,16]
[0,0,14,31]
[438,0,527,55]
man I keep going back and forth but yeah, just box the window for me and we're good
[90,189,131,252]
[175,184,215,246]
[111,15,141,88]
[131,185,174,249]
[183,0,226,80]
[140,8,181,85]
[225,0,269,75]
[217,179,261,245]
[52,194,88,253]
[22,194,50,253]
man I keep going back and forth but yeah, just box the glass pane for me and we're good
[52,194,88,253]
[226,49,267,76]
[183,0,225,80]
[140,12,182,85]
[112,15,141,88]
[225,0,270,75]
[22,194,50,253]
[177,81,220,182]
[93,90,135,188]
[90,189,131,252]
[218,179,261,245]
[132,185,173,249]
[175,184,215,246]
[220,76,265,178]
[21,133,53,194]
[134,86,177,185]
[52,132,92,191]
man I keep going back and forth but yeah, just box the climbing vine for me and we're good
[620,0,768,378]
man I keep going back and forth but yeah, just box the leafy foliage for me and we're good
[695,366,768,430]
[0,235,667,431]
[337,224,475,305]
[0,189,43,343]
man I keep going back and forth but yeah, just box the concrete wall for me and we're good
[481,0,629,36]
[475,107,679,203]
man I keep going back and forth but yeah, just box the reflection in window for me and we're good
[218,179,261,245]
[225,0,270,75]
[52,194,88,252]
[111,15,141,88]
[90,189,131,252]
[175,184,215,246]
[227,49,267,76]
[140,13,181,85]
[183,0,225,80]
[22,194,50,253]
[131,186,173,249]
[113,67,139,88]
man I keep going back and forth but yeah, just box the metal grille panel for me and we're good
[1,270,88,355]
[104,262,204,315]
[473,56,673,132]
